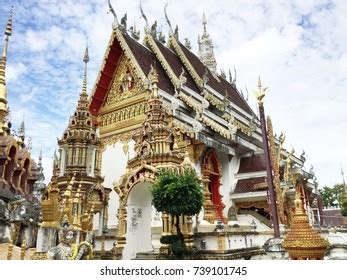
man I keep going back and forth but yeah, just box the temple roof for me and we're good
[233,176,267,194]
[123,35,174,94]
[153,40,199,92]
[173,41,253,115]
[237,154,266,173]
[89,27,254,118]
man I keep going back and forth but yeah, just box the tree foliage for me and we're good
[320,184,344,207]
[151,168,203,257]
[151,168,204,217]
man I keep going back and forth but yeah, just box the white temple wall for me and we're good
[194,233,272,251]
[123,182,153,260]
[217,152,232,219]
[100,140,136,229]
[229,154,241,194]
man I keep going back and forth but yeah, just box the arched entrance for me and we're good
[202,149,225,223]
[123,181,153,259]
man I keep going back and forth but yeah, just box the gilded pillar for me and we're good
[202,167,216,223]
[114,206,127,259]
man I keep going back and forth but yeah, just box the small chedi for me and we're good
[283,178,329,260]
[1,2,346,260]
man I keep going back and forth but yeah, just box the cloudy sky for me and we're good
[0,0,346,187]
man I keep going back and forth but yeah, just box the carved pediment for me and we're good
[105,56,142,106]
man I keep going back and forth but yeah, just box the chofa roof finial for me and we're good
[164,2,173,36]
[107,0,119,29]
[140,0,149,33]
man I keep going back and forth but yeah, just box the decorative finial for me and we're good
[245,85,249,101]
[184,38,191,50]
[232,66,237,86]
[18,117,25,141]
[164,2,173,35]
[174,25,179,39]
[300,150,306,165]
[80,44,89,100]
[202,12,207,33]
[27,136,32,152]
[130,18,140,40]
[140,0,149,32]
[148,64,159,98]
[120,13,127,32]
[150,21,157,39]
[83,45,89,64]
[158,31,166,44]
[107,0,119,29]
[220,69,226,79]
[39,146,43,165]
[254,76,268,105]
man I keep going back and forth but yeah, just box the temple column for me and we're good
[184,215,194,248]
[159,212,170,255]
[202,167,216,223]
[114,206,127,259]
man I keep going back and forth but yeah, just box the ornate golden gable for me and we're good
[99,56,150,140]
[105,56,143,105]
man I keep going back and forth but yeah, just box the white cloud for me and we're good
[7,62,27,82]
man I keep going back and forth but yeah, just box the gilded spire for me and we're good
[0,8,13,135]
[77,45,89,110]
[82,45,89,97]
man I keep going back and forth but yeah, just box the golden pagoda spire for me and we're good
[283,181,329,259]
[0,7,13,136]
[77,44,89,108]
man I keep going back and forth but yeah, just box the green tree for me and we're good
[320,184,344,207]
[151,168,203,256]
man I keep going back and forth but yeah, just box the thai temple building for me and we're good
[0,3,346,260]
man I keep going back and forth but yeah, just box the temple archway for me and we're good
[202,149,225,223]
[123,181,153,259]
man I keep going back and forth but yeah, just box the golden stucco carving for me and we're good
[201,115,231,139]
[267,116,285,224]
[114,28,149,89]
[105,56,143,106]
[178,91,203,113]
[204,91,224,111]
[232,118,252,136]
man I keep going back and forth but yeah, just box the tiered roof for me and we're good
[89,20,254,119]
